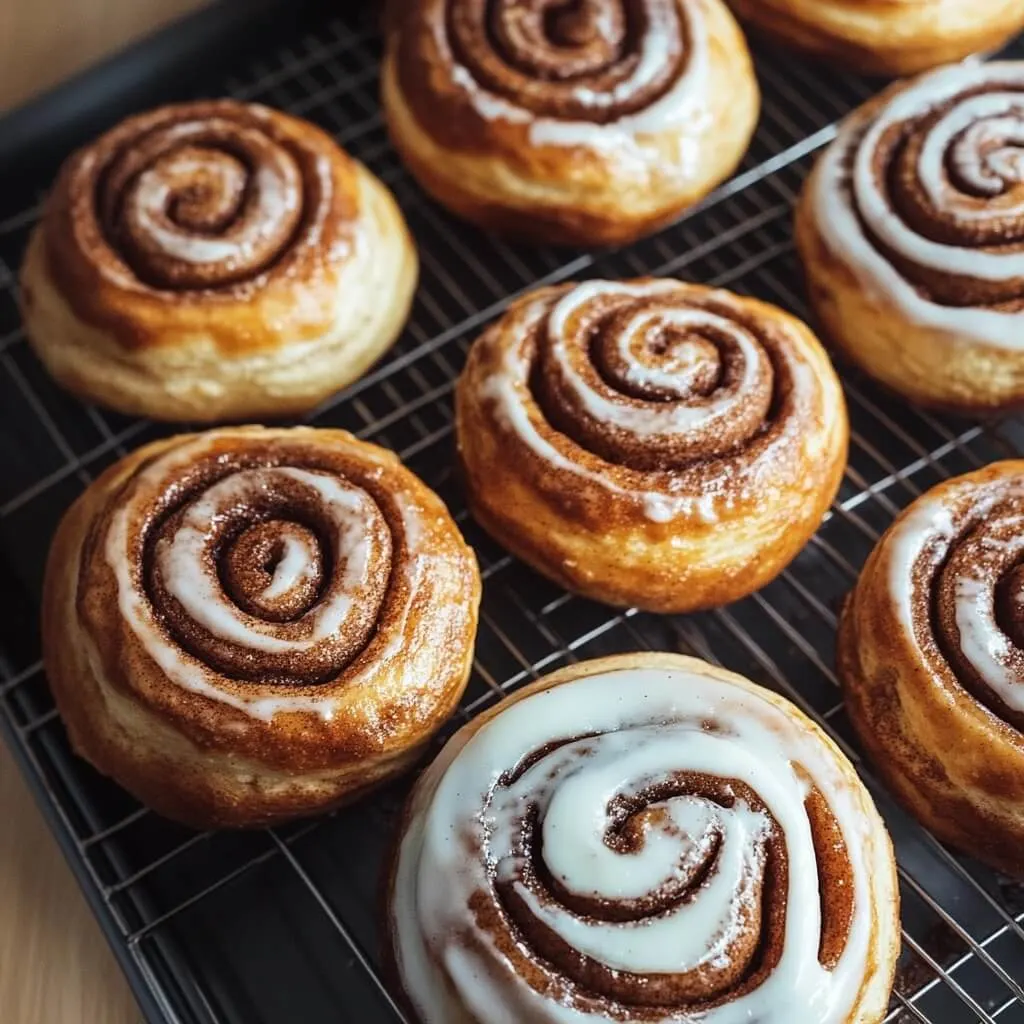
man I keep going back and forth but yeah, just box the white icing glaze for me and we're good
[922,101,1024,215]
[955,513,1024,713]
[103,437,431,722]
[548,280,764,439]
[495,735,771,973]
[131,154,242,261]
[530,10,710,151]
[481,281,811,523]
[886,488,1024,714]
[887,495,957,638]
[391,666,876,1022]
[481,288,688,519]
[615,311,713,391]
[637,488,722,525]
[857,93,1024,278]
[562,7,678,115]
[450,65,531,125]
[125,125,301,267]
[814,62,1024,349]
[444,1,710,156]
[973,141,1024,193]
[340,496,430,679]
[155,468,376,653]
[954,574,1022,710]
[541,787,719,902]
[261,532,317,601]
[592,3,617,42]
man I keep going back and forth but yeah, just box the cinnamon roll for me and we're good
[20,100,417,422]
[839,462,1024,877]
[381,0,759,246]
[796,63,1024,415]
[725,0,1024,75]
[42,426,480,828]
[455,279,848,613]
[387,652,900,1024]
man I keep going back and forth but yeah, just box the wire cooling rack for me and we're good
[1,7,1024,1023]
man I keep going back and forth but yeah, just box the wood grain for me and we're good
[0,742,139,1023]
[0,0,209,113]
[0,3,199,1021]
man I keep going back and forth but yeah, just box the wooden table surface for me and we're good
[0,6,208,1022]
[0,745,139,1024]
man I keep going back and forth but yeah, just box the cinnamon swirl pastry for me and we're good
[20,100,417,422]
[455,279,848,613]
[796,63,1024,414]
[726,0,1024,75]
[381,0,759,246]
[839,462,1024,877]
[387,652,900,1024]
[42,426,480,828]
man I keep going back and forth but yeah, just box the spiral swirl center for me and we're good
[832,67,1024,316]
[595,307,723,401]
[949,115,1024,198]
[99,114,305,290]
[894,92,1024,250]
[148,147,247,231]
[494,0,625,78]
[534,281,775,470]
[223,521,323,622]
[490,730,780,1005]
[145,466,391,684]
[930,497,1024,728]
[448,0,686,121]
[394,668,871,1021]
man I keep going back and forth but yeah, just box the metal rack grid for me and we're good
[1,9,1023,1023]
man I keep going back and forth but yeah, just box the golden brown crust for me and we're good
[385,652,900,1023]
[455,279,848,613]
[726,0,1024,75]
[795,186,1024,416]
[796,66,1024,415]
[839,462,1024,877]
[20,100,418,422]
[381,0,759,246]
[42,426,480,828]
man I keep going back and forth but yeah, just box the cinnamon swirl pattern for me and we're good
[388,653,900,1023]
[725,0,1024,75]
[381,0,759,245]
[20,100,417,421]
[839,462,1024,877]
[796,63,1024,414]
[42,427,480,828]
[455,279,848,612]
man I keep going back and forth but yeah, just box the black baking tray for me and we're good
[2,3,1024,1022]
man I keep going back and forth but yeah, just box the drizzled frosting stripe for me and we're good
[417,0,710,148]
[884,469,1024,727]
[813,62,1024,350]
[473,279,821,524]
[391,664,877,1022]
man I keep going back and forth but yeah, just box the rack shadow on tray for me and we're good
[0,7,1023,1024]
